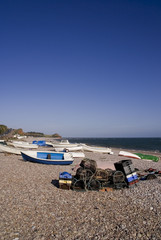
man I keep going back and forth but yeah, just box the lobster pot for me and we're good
[112,171,127,189]
[105,168,114,177]
[114,160,135,175]
[95,168,110,180]
[76,167,93,180]
[80,159,97,173]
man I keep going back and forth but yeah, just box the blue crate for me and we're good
[126,172,138,182]
[59,172,72,179]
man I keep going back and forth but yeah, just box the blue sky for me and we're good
[0,0,161,137]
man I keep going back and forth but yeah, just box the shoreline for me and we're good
[26,136,161,155]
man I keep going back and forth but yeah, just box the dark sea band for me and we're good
[67,138,161,153]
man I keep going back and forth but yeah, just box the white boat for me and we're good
[66,146,83,151]
[53,146,85,158]
[52,139,81,148]
[17,136,27,139]
[6,141,38,149]
[70,152,85,158]
[55,150,85,158]
[13,134,27,139]
[45,141,55,147]
[82,145,113,154]
[54,147,65,152]
[0,144,21,155]
[118,151,141,159]
[54,145,83,152]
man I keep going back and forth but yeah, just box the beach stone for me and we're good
[0,141,161,240]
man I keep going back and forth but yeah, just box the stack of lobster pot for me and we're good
[114,160,138,187]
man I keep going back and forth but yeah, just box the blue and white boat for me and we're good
[32,140,47,146]
[21,151,74,165]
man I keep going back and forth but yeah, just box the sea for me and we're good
[68,138,161,153]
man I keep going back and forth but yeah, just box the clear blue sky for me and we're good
[0,0,161,137]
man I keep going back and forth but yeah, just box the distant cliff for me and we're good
[0,125,25,139]
[51,133,61,138]
[0,124,61,139]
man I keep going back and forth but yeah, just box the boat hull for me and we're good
[21,151,74,165]
[70,152,85,158]
[0,144,21,155]
[55,146,83,152]
[134,153,159,162]
[118,151,141,159]
[53,143,80,148]
[82,145,112,153]
[7,141,38,149]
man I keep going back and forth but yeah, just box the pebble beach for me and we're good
[0,140,161,240]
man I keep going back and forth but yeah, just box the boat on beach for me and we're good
[119,151,160,162]
[82,145,113,154]
[7,141,38,149]
[32,140,47,146]
[52,145,85,158]
[54,145,83,152]
[70,152,85,158]
[118,151,141,159]
[134,153,159,162]
[0,143,22,155]
[51,139,82,148]
[21,151,74,165]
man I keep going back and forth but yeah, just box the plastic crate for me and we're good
[59,179,72,190]
[128,179,139,187]
[59,172,72,180]
[114,160,135,175]
[120,160,132,166]
[126,172,138,183]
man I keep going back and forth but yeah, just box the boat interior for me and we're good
[37,152,64,160]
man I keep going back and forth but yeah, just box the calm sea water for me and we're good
[68,138,161,153]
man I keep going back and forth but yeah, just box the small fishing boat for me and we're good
[53,147,85,158]
[45,141,55,147]
[82,145,113,154]
[0,144,21,155]
[7,141,38,149]
[17,135,27,139]
[134,153,159,162]
[66,146,83,151]
[13,134,27,139]
[32,140,47,146]
[54,146,83,152]
[118,151,141,159]
[21,151,74,165]
[52,139,81,148]
[70,152,85,158]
